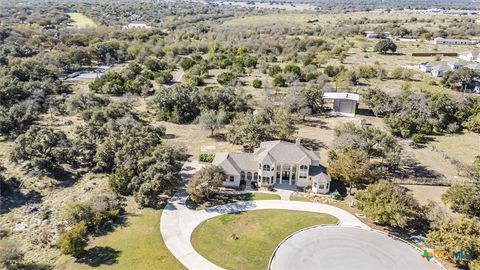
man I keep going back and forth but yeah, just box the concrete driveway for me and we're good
[269,226,445,270]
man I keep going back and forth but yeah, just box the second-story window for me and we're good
[300,165,308,171]
[262,164,270,171]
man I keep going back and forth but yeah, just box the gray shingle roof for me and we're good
[212,140,321,175]
[254,140,320,165]
[212,152,257,175]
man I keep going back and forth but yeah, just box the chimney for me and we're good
[295,138,301,145]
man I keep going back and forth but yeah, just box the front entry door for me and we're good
[282,171,290,180]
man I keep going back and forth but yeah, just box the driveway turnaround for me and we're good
[160,160,369,270]
[269,226,445,270]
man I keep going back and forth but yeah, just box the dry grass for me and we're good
[67,13,97,28]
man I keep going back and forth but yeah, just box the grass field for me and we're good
[57,208,184,270]
[67,13,97,28]
[429,132,480,165]
[191,209,338,270]
[223,10,447,28]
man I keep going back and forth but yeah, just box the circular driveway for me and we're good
[270,226,444,270]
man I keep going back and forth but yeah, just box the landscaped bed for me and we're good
[191,209,338,270]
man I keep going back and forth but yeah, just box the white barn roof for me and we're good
[323,92,360,102]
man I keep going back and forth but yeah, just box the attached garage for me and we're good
[323,92,360,117]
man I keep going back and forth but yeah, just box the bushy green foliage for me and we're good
[252,79,262,88]
[10,125,71,172]
[187,165,227,203]
[108,167,132,195]
[226,109,296,150]
[427,218,480,267]
[198,110,227,136]
[364,88,480,137]
[199,153,215,163]
[0,102,39,136]
[441,184,480,217]
[65,92,110,113]
[323,65,344,77]
[355,182,420,228]
[328,146,372,194]
[131,145,185,207]
[63,194,123,233]
[216,72,237,86]
[374,40,397,54]
[272,74,286,87]
[58,221,89,257]
[148,84,200,123]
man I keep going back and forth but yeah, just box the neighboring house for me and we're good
[419,60,480,77]
[123,23,151,30]
[212,139,331,194]
[364,31,391,39]
[458,51,480,62]
[418,61,466,77]
[433,37,478,45]
[323,92,360,117]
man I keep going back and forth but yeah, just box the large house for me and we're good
[212,140,331,194]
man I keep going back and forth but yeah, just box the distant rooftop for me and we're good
[323,92,360,102]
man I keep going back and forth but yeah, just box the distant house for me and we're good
[323,92,360,117]
[364,31,391,39]
[433,37,478,45]
[123,23,151,30]
[419,60,480,78]
[458,51,480,62]
[212,139,330,193]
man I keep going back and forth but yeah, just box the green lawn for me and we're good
[67,13,97,28]
[191,209,338,270]
[56,209,184,270]
[191,192,280,210]
[250,192,281,200]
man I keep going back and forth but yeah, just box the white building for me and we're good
[323,92,360,117]
[433,37,478,45]
[123,23,151,30]
[212,140,330,194]
[364,31,391,39]
[458,51,480,62]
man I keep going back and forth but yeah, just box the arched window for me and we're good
[300,165,308,171]
[240,171,245,180]
[262,164,270,171]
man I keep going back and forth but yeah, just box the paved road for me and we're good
[269,226,445,270]
[160,159,369,270]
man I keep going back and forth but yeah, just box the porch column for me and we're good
[289,164,292,185]
[280,164,283,184]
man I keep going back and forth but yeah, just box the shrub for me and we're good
[330,191,342,200]
[252,79,262,88]
[272,74,286,87]
[58,221,88,257]
[199,153,215,163]
[441,184,480,217]
[108,167,132,195]
[410,133,426,146]
[355,182,420,228]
